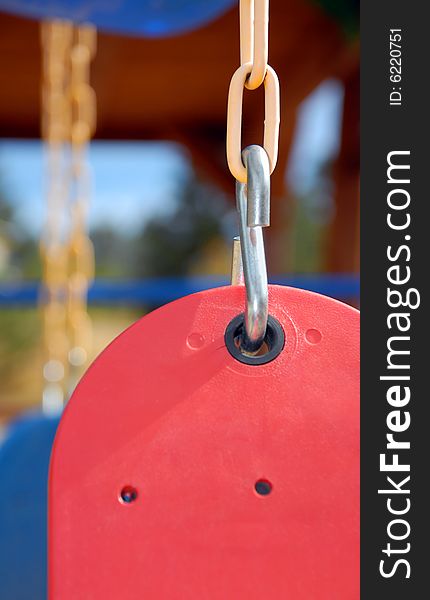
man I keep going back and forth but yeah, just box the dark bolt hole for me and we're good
[120,486,138,504]
[225,314,285,366]
[255,479,272,496]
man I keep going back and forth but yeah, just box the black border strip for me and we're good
[361,1,428,596]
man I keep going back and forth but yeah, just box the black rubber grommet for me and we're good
[224,313,285,365]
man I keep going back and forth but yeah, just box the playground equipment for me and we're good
[50,285,359,599]
[0,0,236,36]
[40,20,96,412]
[48,2,359,598]
[0,1,359,598]
[0,275,360,307]
[0,414,59,600]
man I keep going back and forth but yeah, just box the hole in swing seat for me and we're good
[255,479,272,496]
[224,314,285,365]
[119,486,138,504]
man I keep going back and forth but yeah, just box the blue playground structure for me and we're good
[0,0,237,36]
[0,414,60,600]
[0,275,360,307]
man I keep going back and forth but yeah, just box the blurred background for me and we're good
[0,1,359,597]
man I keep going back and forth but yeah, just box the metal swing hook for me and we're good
[235,144,270,354]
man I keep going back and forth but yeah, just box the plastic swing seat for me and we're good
[49,285,359,599]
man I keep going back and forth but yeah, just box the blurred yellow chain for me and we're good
[226,0,280,183]
[40,20,96,412]
[40,20,73,412]
[67,24,96,388]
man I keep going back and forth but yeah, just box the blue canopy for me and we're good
[0,1,237,36]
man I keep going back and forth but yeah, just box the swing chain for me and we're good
[240,0,268,90]
[40,21,96,412]
[226,0,280,183]
[67,24,96,382]
[40,21,74,412]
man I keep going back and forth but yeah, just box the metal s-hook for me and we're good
[236,144,270,353]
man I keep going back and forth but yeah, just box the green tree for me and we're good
[134,176,234,277]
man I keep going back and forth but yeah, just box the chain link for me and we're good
[226,0,280,183]
[240,0,268,90]
[40,20,96,412]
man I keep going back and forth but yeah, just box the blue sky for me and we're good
[0,140,191,236]
[0,79,343,238]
